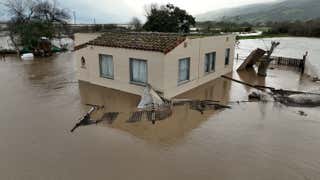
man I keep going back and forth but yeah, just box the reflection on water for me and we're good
[78,77,231,145]
[236,67,266,91]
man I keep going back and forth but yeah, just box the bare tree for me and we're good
[4,0,70,52]
[129,17,142,31]
[4,0,33,51]
[144,3,158,17]
[32,0,70,23]
[257,41,280,76]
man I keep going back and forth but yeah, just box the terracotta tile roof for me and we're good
[87,32,186,54]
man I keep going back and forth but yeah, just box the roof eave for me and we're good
[164,37,186,54]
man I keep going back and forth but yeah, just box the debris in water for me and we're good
[70,104,104,132]
[97,112,119,124]
[276,94,320,107]
[222,75,320,107]
[237,48,266,71]
[189,100,231,114]
[53,86,64,90]
[146,104,173,123]
[171,98,230,113]
[21,53,34,60]
[128,111,145,123]
[248,91,262,101]
[312,77,320,82]
[248,91,271,102]
[128,84,173,124]
[137,84,164,109]
[298,111,308,116]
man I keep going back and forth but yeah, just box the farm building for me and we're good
[75,32,236,98]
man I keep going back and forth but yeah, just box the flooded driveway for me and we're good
[0,53,320,180]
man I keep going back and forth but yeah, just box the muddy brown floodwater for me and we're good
[0,53,320,180]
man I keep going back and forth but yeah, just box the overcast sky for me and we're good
[62,0,279,23]
[0,0,279,23]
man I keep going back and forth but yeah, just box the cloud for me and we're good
[58,0,137,23]
[122,0,278,15]
[0,0,279,23]
[0,3,8,21]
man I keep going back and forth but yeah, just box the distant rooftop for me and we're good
[87,32,186,54]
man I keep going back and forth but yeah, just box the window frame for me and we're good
[178,57,190,85]
[225,48,231,66]
[204,52,216,74]
[99,54,114,79]
[129,58,148,86]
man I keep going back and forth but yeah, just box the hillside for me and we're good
[197,0,320,23]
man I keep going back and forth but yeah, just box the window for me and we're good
[178,58,190,83]
[99,54,114,79]
[204,52,216,73]
[225,48,230,65]
[130,58,147,85]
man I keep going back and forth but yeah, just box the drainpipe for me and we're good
[197,38,202,81]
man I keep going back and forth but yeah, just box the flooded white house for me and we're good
[75,32,236,98]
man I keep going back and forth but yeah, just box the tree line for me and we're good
[195,19,320,38]
[196,21,253,34]
[264,19,320,37]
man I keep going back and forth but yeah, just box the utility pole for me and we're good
[73,11,76,24]
[258,41,280,77]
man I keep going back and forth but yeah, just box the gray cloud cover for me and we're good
[0,0,278,23]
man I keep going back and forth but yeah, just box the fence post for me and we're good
[301,52,307,75]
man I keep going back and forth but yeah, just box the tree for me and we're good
[4,0,70,51]
[143,3,195,33]
[130,17,142,31]
[258,41,280,77]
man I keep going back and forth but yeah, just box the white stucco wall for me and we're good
[76,45,165,96]
[163,35,236,98]
[75,34,236,98]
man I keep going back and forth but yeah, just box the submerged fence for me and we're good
[262,55,306,74]
[236,50,309,74]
